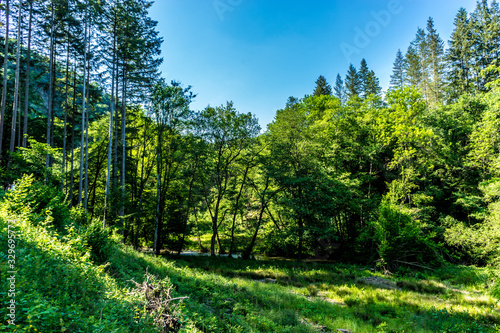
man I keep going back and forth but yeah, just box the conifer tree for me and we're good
[345,64,360,99]
[390,49,406,89]
[426,17,445,106]
[470,0,500,89]
[414,28,430,99]
[405,45,422,88]
[446,7,473,100]
[334,74,345,103]
[358,58,370,98]
[366,70,382,96]
[313,75,332,96]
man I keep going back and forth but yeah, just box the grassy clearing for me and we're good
[1,210,499,332]
[156,255,500,333]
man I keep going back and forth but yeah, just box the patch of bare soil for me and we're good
[355,276,400,290]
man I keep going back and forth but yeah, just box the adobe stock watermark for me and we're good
[213,0,243,21]
[6,221,18,326]
[340,0,410,62]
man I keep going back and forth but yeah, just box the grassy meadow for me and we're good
[1,208,499,332]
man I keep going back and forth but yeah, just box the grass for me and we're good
[1,209,499,332]
[156,255,500,332]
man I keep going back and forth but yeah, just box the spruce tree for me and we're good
[313,75,332,96]
[345,64,360,99]
[366,70,382,96]
[414,28,430,99]
[405,45,422,87]
[334,74,345,103]
[358,58,370,98]
[426,17,445,106]
[390,49,406,89]
[470,0,500,89]
[446,8,473,100]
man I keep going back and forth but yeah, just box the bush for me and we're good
[492,281,500,300]
[374,197,443,269]
[84,220,112,263]
[3,174,70,230]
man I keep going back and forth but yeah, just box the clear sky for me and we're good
[148,0,479,129]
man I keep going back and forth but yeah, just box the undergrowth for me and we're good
[0,175,499,332]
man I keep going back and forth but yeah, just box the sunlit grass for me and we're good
[110,246,500,332]
[2,208,499,332]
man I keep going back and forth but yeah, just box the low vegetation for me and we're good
[1,182,499,332]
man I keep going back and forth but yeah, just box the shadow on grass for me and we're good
[110,246,500,333]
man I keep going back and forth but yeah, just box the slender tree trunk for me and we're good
[84,21,92,209]
[69,64,77,207]
[229,166,249,256]
[137,122,148,244]
[119,66,127,222]
[61,41,70,192]
[78,20,89,206]
[113,66,119,186]
[9,1,22,159]
[243,178,270,260]
[103,19,117,227]
[194,210,203,251]
[84,58,90,209]
[45,2,55,175]
[0,0,10,158]
[178,158,198,255]
[297,186,304,261]
[49,41,57,161]
[154,129,162,255]
[22,0,32,148]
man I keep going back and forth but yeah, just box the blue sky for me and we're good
[149,0,478,128]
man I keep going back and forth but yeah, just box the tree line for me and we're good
[1,0,499,268]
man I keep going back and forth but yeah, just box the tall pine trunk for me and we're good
[22,0,32,148]
[78,20,89,206]
[103,15,118,227]
[84,23,92,209]
[0,0,10,158]
[119,66,127,225]
[9,0,22,158]
[61,40,70,192]
[45,2,55,175]
[69,64,77,206]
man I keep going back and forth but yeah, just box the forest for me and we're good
[1,0,500,332]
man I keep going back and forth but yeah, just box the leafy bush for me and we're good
[0,212,157,332]
[373,197,443,269]
[8,138,62,186]
[492,281,500,301]
[3,174,70,230]
[444,179,500,266]
[83,220,112,264]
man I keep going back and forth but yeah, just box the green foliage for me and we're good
[83,220,112,264]
[444,178,500,265]
[492,281,500,300]
[373,196,443,269]
[3,174,69,230]
[8,138,62,185]
[0,207,158,332]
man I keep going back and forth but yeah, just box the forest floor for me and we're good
[156,253,500,332]
[1,211,500,332]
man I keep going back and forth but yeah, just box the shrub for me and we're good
[374,197,443,269]
[83,220,112,264]
[3,174,70,230]
[492,281,500,300]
